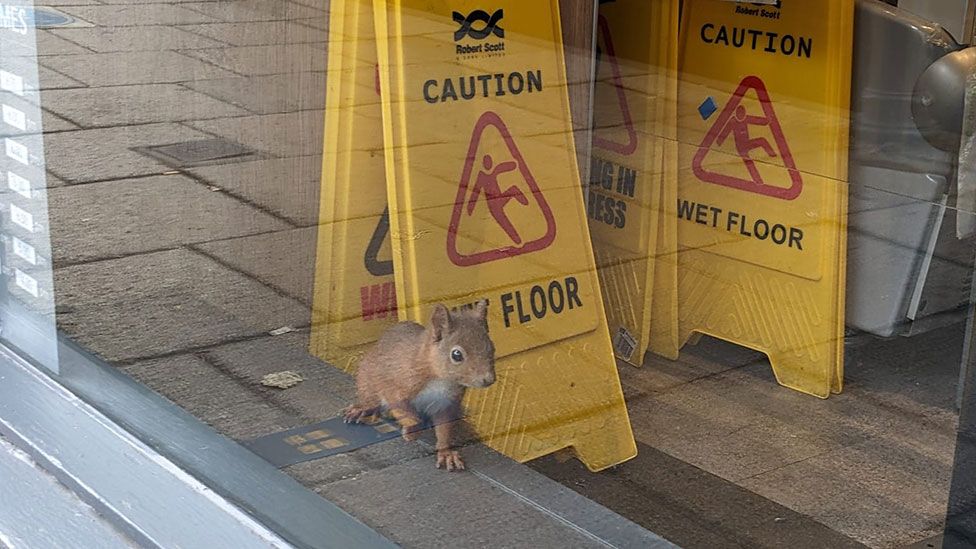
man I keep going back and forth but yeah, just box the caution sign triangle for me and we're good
[591,14,638,156]
[691,75,803,200]
[447,111,557,267]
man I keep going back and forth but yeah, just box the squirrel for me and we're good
[343,299,496,471]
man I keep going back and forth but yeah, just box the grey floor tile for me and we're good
[202,331,355,419]
[59,4,217,26]
[181,0,326,23]
[183,73,324,115]
[37,0,101,4]
[186,110,324,157]
[288,0,329,9]
[35,30,92,55]
[293,16,328,31]
[626,368,850,482]
[50,25,226,53]
[43,84,248,128]
[182,44,326,76]
[49,174,288,264]
[620,325,963,546]
[42,123,214,183]
[619,347,749,399]
[738,436,954,548]
[187,155,321,225]
[284,454,370,488]
[177,20,325,46]
[40,109,78,132]
[319,458,608,549]
[38,65,86,90]
[0,65,83,110]
[96,0,223,3]
[53,248,310,362]
[120,354,300,440]
[626,351,960,482]
[41,50,237,86]
[194,227,318,305]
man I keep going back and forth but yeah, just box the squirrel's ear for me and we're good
[472,299,489,321]
[429,304,453,341]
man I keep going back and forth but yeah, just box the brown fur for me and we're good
[344,300,496,471]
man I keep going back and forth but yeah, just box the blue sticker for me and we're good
[698,97,718,120]
[25,8,76,28]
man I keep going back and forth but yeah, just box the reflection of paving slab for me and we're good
[43,123,213,183]
[41,50,235,86]
[49,25,224,53]
[48,174,288,264]
[319,445,665,549]
[53,248,309,362]
[43,84,249,128]
[182,44,326,76]
[176,21,325,46]
[121,353,298,440]
[187,156,322,225]
[194,227,318,304]
[184,74,325,115]
[58,4,216,27]
[186,111,324,158]
[178,0,325,23]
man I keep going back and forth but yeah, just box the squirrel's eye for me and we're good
[450,348,464,363]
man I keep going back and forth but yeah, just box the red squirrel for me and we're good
[344,299,496,471]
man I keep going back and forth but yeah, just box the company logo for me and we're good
[453,9,505,41]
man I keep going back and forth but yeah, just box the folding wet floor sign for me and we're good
[588,0,680,365]
[311,0,398,374]
[373,0,636,470]
[671,0,853,397]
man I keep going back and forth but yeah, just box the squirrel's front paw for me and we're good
[400,421,422,441]
[343,406,375,424]
[436,449,465,471]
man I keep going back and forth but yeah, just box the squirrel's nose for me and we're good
[480,373,496,387]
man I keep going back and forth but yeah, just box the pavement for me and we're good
[28,1,964,548]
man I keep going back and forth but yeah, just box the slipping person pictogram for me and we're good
[447,111,557,266]
[715,104,777,188]
[466,154,529,245]
[692,75,803,200]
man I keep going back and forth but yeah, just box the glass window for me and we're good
[1,0,974,547]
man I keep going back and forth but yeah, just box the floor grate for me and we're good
[133,138,263,169]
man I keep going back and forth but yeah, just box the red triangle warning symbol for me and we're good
[692,75,802,200]
[591,14,638,156]
[447,111,557,267]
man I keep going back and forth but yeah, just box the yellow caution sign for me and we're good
[671,0,853,397]
[373,0,636,470]
[589,0,680,365]
[310,0,398,373]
